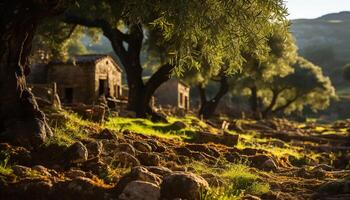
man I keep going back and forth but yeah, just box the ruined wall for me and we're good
[47,63,94,104]
[94,57,122,100]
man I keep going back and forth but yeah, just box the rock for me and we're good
[113,152,140,168]
[133,141,152,153]
[313,164,333,171]
[65,141,88,164]
[224,152,241,163]
[185,144,221,157]
[3,179,53,199]
[116,143,136,156]
[118,180,160,200]
[201,173,224,187]
[82,157,109,176]
[249,155,278,171]
[0,143,32,165]
[171,121,187,130]
[137,152,161,166]
[32,165,51,176]
[146,166,172,177]
[55,177,113,199]
[12,165,31,177]
[115,166,162,195]
[65,169,87,179]
[85,141,103,159]
[318,180,350,194]
[160,172,209,200]
[146,140,166,153]
[243,194,262,200]
[193,131,239,147]
[95,129,116,139]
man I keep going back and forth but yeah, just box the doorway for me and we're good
[99,79,107,96]
[65,88,73,103]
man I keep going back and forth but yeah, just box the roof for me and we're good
[49,54,123,72]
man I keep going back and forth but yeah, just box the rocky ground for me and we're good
[1,108,350,200]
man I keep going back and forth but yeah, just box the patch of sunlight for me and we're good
[103,117,197,140]
[189,162,270,199]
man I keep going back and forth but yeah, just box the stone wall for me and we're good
[154,79,190,110]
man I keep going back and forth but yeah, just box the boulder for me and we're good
[113,152,140,168]
[85,141,103,159]
[318,180,350,194]
[65,169,87,179]
[133,141,152,153]
[32,165,51,177]
[115,143,136,156]
[160,172,209,200]
[193,131,239,147]
[115,166,161,195]
[248,155,278,171]
[118,181,160,200]
[65,141,88,164]
[146,166,172,177]
[96,129,116,140]
[137,152,161,166]
[12,165,31,177]
[171,121,187,130]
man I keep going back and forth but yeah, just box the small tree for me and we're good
[261,57,336,117]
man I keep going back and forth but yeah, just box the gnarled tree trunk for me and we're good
[198,76,229,119]
[0,1,67,148]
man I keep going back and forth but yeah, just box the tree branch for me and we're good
[144,63,175,100]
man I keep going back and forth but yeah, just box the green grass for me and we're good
[189,162,270,199]
[47,110,97,146]
[103,115,207,140]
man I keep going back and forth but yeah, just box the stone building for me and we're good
[28,54,123,105]
[154,78,190,110]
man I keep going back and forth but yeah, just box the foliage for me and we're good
[263,57,336,115]
[343,63,350,82]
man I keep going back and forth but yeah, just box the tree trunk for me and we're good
[249,86,262,119]
[0,1,67,148]
[198,76,229,119]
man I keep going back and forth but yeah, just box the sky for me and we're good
[286,0,350,19]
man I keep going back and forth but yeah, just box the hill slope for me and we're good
[291,11,350,88]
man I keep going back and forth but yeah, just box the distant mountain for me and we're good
[291,11,350,88]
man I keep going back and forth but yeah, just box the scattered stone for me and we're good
[160,172,209,200]
[318,180,350,194]
[96,129,116,139]
[85,141,103,159]
[171,121,187,130]
[193,131,239,147]
[12,165,31,177]
[133,141,152,153]
[243,194,262,200]
[32,165,51,176]
[313,164,333,171]
[146,140,166,153]
[201,173,224,187]
[137,152,161,166]
[185,144,221,157]
[146,166,173,177]
[116,143,136,156]
[249,155,278,171]
[65,141,88,164]
[119,180,160,200]
[113,152,140,168]
[115,166,162,195]
[65,169,87,179]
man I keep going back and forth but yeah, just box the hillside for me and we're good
[291,11,350,89]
